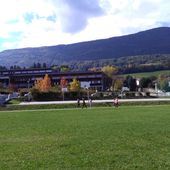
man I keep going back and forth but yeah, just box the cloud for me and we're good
[23,13,35,24]
[156,21,170,27]
[51,0,105,33]
[0,0,170,51]
[104,0,170,35]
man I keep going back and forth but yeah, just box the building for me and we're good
[0,68,111,91]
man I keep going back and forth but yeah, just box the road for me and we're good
[20,98,170,105]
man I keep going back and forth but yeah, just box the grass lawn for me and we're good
[122,70,170,78]
[0,106,170,170]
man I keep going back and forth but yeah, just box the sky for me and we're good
[0,0,170,52]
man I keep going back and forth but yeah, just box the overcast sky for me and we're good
[0,0,170,51]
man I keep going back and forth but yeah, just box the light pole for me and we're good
[27,79,30,92]
[62,90,65,101]
[87,88,89,101]
[85,86,89,102]
[155,83,158,96]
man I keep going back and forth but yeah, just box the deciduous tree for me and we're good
[158,75,170,92]
[69,78,80,91]
[34,74,51,92]
[102,65,118,78]
[60,77,68,88]
[42,74,52,92]
[60,65,70,72]
[113,79,124,91]
[124,75,137,91]
[35,79,42,90]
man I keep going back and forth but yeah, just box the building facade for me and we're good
[0,68,111,91]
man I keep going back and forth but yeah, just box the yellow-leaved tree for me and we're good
[102,65,118,91]
[35,74,51,92]
[113,79,124,91]
[102,65,118,78]
[69,78,81,91]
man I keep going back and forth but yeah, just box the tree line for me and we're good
[1,54,170,74]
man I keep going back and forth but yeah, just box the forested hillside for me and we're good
[0,27,170,73]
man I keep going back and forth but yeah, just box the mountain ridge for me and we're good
[0,27,170,67]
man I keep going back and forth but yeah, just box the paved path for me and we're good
[20,98,170,105]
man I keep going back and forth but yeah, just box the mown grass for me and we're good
[0,106,170,169]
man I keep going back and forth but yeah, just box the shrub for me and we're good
[31,89,90,101]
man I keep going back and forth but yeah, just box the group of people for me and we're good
[77,98,92,108]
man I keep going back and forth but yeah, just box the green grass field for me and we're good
[0,106,170,170]
[122,70,170,78]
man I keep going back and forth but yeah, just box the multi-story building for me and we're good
[0,68,111,91]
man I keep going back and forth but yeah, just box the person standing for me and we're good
[82,98,87,108]
[77,98,80,108]
[89,98,92,108]
[113,97,119,108]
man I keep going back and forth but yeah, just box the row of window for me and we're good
[0,69,52,75]
[0,71,103,79]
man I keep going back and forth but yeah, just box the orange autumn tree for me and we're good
[35,79,42,90]
[42,74,52,92]
[35,74,52,92]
